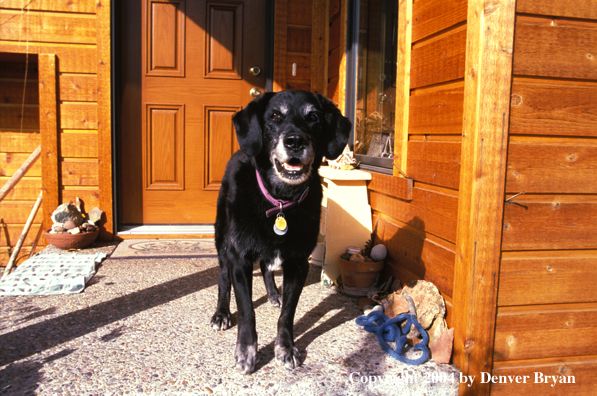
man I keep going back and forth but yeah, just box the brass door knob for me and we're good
[250,88,262,98]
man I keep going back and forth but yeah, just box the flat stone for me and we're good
[384,294,409,318]
[400,280,446,330]
[88,207,104,225]
[430,328,454,364]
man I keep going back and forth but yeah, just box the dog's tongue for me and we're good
[282,162,302,171]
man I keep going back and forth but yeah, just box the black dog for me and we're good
[210,90,351,374]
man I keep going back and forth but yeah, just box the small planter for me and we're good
[44,229,99,250]
[337,255,384,295]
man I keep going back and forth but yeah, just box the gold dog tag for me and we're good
[274,214,288,235]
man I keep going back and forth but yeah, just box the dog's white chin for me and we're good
[272,158,312,185]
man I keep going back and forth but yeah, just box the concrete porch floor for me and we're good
[0,242,459,395]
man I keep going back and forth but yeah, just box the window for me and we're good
[350,0,398,171]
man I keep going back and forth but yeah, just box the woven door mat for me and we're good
[110,239,217,259]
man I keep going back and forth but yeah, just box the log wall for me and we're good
[0,0,113,254]
[0,56,43,263]
[273,0,330,95]
[491,1,597,394]
[377,0,469,328]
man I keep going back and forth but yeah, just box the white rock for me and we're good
[370,244,388,261]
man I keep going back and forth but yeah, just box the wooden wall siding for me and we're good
[0,56,42,260]
[506,139,597,194]
[410,25,467,89]
[517,0,597,21]
[0,2,113,241]
[411,0,467,43]
[493,304,597,361]
[498,251,597,306]
[375,214,456,304]
[379,0,468,307]
[494,2,597,394]
[513,16,597,81]
[509,80,597,138]
[274,0,329,94]
[327,0,342,105]
[492,356,597,396]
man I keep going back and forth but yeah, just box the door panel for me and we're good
[119,0,266,225]
[145,104,185,190]
[204,106,241,190]
[146,0,185,76]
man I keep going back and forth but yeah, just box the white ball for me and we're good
[370,244,388,261]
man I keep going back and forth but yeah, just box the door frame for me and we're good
[111,0,275,233]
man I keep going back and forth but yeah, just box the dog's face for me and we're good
[232,90,352,186]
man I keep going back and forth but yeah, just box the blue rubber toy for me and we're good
[355,310,429,365]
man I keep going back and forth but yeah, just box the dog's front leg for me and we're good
[231,260,259,374]
[259,259,282,308]
[210,254,232,330]
[275,259,309,369]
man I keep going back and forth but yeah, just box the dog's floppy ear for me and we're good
[317,94,352,160]
[232,92,275,157]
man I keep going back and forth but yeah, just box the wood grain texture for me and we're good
[288,0,312,26]
[0,178,41,200]
[406,141,461,190]
[394,0,413,176]
[410,25,466,89]
[60,131,98,158]
[493,303,597,361]
[0,0,97,13]
[273,0,288,91]
[517,0,597,21]
[0,42,97,74]
[0,10,97,45]
[0,202,44,224]
[0,132,40,153]
[451,1,516,394]
[60,159,99,186]
[61,188,100,211]
[0,153,41,177]
[367,172,413,201]
[376,215,455,297]
[492,355,597,395]
[509,80,597,137]
[59,103,98,129]
[502,195,597,251]
[287,27,312,54]
[58,74,98,102]
[409,85,464,135]
[38,54,59,231]
[506,140,597,194]
[370,187,458,243]
[498,251,597,306]
[310,0,328,95]
[513,16,597,80]
[412,0,467,43]
[96,0,113,239]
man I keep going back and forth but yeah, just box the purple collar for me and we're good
[255,169,309,218]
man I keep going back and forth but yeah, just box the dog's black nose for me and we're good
[284,133,308,150]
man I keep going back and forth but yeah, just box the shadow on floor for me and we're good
[0,265,220,367]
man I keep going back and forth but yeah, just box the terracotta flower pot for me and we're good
[44,229,99,250]
[337,255,384,290]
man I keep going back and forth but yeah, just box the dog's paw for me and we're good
[268,293,282,308]
[235,342,258,374]
[275,344,302,369]
[210,311,231,330]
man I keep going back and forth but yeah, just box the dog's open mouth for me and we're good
[274,158,310,179]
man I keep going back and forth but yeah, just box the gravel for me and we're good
[1,242,459,395]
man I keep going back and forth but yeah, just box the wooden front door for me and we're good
[119,0,266,225]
